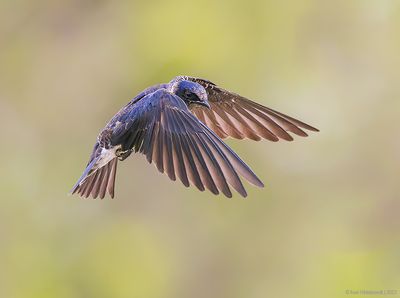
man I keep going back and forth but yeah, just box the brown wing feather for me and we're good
[185,76,319,140]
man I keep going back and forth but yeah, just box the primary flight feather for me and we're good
[71,76,318,199]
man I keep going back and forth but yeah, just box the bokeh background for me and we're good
[1,1,400,297]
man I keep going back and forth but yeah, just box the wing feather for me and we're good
[184,76,318,140]
[205,106,243,139]
[237,101,294,140]
[186,134,218,194]
[194,134,232,197]
[171,133,190,187]
[177,130,205,191]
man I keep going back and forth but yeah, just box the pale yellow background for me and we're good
[1,1,400,297]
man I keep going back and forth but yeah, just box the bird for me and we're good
[70,76,318,199]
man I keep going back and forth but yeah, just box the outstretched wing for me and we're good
[115,88,264,198]
[184,76,319,141]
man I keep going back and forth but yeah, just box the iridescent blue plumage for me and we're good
[71,75,318,199]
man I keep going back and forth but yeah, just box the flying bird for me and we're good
[71,76,318,199]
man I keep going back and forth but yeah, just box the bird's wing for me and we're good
[105,83,168,129]
[184,76,319,141]
[112,88,264,198]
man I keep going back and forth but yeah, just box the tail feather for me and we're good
[108,158,118,197]
[71,156,118,199]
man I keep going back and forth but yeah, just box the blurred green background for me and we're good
[1,0,400,297]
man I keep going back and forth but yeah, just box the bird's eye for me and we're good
[184,90,192,98]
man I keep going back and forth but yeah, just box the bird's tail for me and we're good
[70,148,118,199]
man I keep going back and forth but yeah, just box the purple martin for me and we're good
[71,76,318,199]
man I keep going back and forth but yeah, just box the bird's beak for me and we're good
[196,101,211,109]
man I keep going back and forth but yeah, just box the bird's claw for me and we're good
[116,148,132,161]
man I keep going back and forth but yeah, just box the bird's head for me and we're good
[169,79,210,109]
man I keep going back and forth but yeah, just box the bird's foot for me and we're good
[116,148,133,161]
